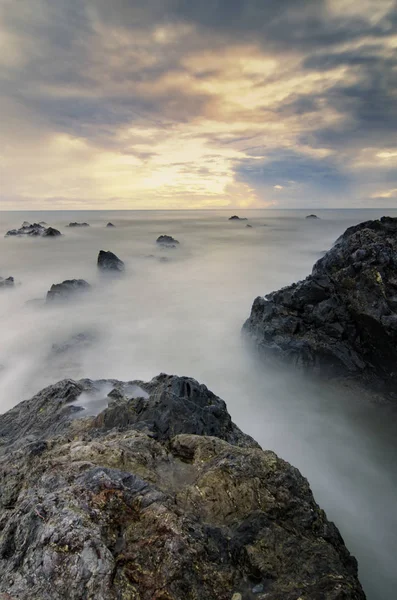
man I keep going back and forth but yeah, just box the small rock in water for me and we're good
[229,215,247,221]
[46,279,91,302]
[5,222,61,237]
[67,222,90,227]
[0,276,15,288]
[106,222,115,227]
[97,250,125,271]
[246,224,253,228]
[306,214,319,219]
[156,235,180,248]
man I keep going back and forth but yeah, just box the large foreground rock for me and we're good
[5,223,61,237]
[243,216,397,395]
[0,374,364,599]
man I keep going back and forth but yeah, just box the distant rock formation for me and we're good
[46,279,91,302]
[97,250,125,271]
[156,235,180,247]
[106,222,115,227]
[0,276,14,288]
[229,215,248,221]
[243,216,397,396]
[246,224,253,228]
[306,214,319,219]
[5,223,61,238]
[0,373,364,599]
[67,222,90,227]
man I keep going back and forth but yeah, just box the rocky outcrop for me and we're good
[156,235,179,248]
[0,277,14,288]
[46,280,91,302]
[68,222,90,227]
[0,373,364,599]
[306,214,319,219]
[243,216,397,395]
[97,250,125,272]
[229,215,247,221]
[106,223,115,227]
[5,223,61,238]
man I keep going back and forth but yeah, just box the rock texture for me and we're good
[46,280,91,302]
[97,250,125,272]
[5,223,61,238]
[0,374,364,599]
[156,235,179,248]
[243,216,397,395]
[0,277,14,289]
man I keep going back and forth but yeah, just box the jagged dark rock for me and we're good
[229,215,247,221]
[243,216,397,396]
[306,214,319,219]
[106,222,115,227]
[0,277,14,288]
[5,223,61,238]
[46,280,91,302]
[156,235,179,248]
[97,250,125,272]
[0,373,364,600]
[67,222,90,227]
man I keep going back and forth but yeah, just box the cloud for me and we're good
[0,0,396,208]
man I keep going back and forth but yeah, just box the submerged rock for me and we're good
[156,234,179,247]
[229,215,248,221]
[0,373,364,600]
[97,250,125,272]
[67,222,90,227]
[306,214,319,219]
[51,332,96,355]
[5,223,61,238]
[0,276,14,288]
[106,222,115,227]
[246,224,253,228]
[46,279,91,302]
[243,216,397,395]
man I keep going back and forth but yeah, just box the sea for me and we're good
[1,208,396,599]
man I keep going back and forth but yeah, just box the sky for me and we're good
[0,0,397,210]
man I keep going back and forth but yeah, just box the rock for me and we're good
[97,250,125,272]
[306,214,319,219]
[46,280,91,302]
[67,222,90,227]
[156,235,180,248]
[0,373,364,599]
[246,224,253,228]
[0,277,14,288]
[51,332,96,355]
[229,215,247,221]
[243,216,397,395]
[5,223,61,238]
[106,222,115,227]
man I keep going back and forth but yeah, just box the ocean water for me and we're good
[0,208,396,598]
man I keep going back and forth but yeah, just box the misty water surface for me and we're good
[0,208,396,599]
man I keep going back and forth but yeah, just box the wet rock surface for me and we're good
[156,235,179,248]
[46,280,91,302]
[0,277,14,289]
[5,223,61,238]
[97,250,125,272]
[0,374,364,599]
[243,216,397,396]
